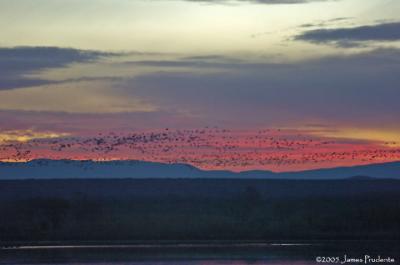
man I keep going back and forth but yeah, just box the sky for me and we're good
[0,0,400,172]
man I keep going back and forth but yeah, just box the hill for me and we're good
[0,159,399,179]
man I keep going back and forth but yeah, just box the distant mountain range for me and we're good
[0,159,399,180]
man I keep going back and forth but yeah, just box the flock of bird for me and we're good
[1,127,399,171]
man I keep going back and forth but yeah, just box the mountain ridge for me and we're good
[0,159,399,180]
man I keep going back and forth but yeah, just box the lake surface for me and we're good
[1,241,399,265]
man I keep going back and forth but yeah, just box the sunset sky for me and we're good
[1,0,400,171]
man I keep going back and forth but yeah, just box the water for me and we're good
[1,241,399,265]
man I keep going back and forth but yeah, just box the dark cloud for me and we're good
[122,59,268,69]
[0,46,115,90]
[2,47,399,130]
[182,55,229,60]
[123,60,222,68]
[296,22,400,46]
[299,17,353,28]
[122,54,246,69]
[120,48,400,128]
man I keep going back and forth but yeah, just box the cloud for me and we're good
[295,22,400,47]
[0,129,69,143]
[121,58,253,69]
[119,48,400,129]
[1,46,399,132]
[298,17,352,28]
[0,110,201,134]
[0,46,116,90]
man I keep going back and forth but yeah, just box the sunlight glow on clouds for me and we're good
[313,128,400,148]
[0,129,69,143]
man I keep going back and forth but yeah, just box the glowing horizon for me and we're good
[1,127,399,172]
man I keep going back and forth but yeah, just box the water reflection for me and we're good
[10,260,315,265]
[1,241,398,265]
